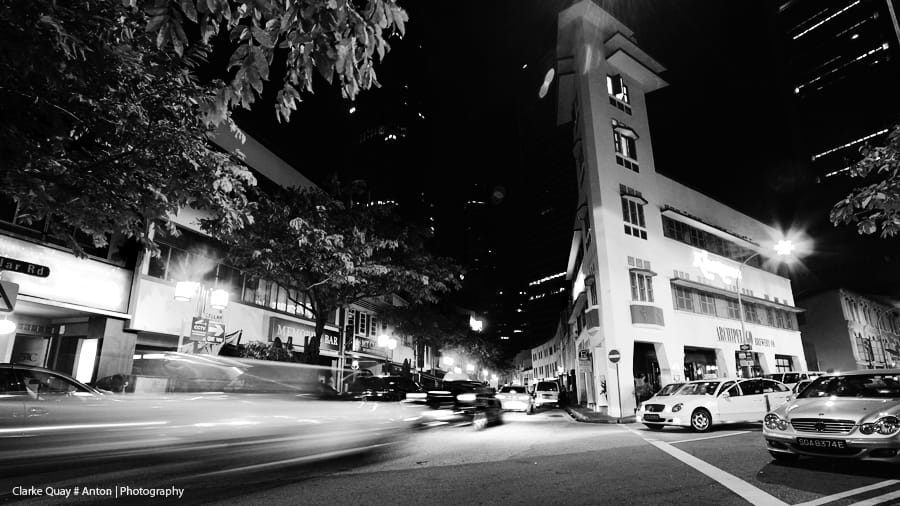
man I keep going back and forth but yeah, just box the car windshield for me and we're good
[677,381,720,395]
[657,383,683,396]
[537,382,558,392]
[799,374,900,399]
[500,386,528,394]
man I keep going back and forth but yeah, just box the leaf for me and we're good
[252,24,274,48]
[180,0,198,23]
[146,14,168,33]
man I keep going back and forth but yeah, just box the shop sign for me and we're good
[269,317,339,351]
[716,326,775,348]
[739,360,755,367]
[0,256,50,277]
[693,250,741,284]
[191,317,225,343]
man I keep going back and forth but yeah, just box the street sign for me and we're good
[737,351,752,360]
[0,280,18,312]
[190,317,226,343]
[578,350,590,361]
[608,349,621,363]
[0,256,50,278]
[739,360,754,367]
[739,344,752,351]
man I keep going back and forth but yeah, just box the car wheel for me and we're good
[644,423,664,431]
[690,409,712,432]
[527,405,535,415]
[768,451,799,463]
[492,410,503,426]
[472,411,488,431]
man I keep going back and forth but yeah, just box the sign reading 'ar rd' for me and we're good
[0,256,50,278]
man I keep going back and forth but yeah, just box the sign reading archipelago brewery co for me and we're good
[715,326,775,348]
[268,317,340,351]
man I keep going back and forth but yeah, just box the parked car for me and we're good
[789,378,814,399]
[495,385,533,412]
[414,380,503,430]
[763,371,825,387]
[764,370,900,463]
[532,380,561,409]
[637,377,792,432]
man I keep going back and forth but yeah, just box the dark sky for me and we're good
[236,1,899,299]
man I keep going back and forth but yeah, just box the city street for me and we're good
[4,408,900,505]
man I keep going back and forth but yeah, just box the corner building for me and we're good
[557,1,806,417]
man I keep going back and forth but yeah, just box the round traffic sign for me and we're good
[608,349,621,363]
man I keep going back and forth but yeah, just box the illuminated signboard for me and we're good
[268,317,339,351]
[692,250,742,285]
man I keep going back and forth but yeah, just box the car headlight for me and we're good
[764,413,788,431]
[672,403,683,413]
[456,393,476,402]
[875,416,900,435]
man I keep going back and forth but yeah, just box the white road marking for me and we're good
[623,425,788,506]
[793,481,899,506]
[844,488,900,506]
[669,431,751,445]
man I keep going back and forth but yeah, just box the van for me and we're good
[533,380,560,408]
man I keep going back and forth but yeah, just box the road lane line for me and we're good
[844,488,900,506]
[623,426,787,506]
[793,481,900,506]
[669,431,751,445]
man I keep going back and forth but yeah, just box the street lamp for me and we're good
[735,240,795,377]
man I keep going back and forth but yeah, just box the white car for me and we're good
[637,378,793,432]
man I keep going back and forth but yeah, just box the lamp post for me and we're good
[735,240,795,378]
[377,334,397,373]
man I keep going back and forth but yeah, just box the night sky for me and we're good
[235,1,900,304]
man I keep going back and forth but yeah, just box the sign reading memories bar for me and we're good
[715,326,775,348]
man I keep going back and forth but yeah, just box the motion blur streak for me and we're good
[0,421,168,434]
[190,442,397,478]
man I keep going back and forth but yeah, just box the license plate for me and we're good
[796,438,846,449]
[644,414,661,422]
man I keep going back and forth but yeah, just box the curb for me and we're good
[564,407,637,424]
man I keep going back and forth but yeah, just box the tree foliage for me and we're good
[219,186,462,363]
[831,123,900,237]
[136,0,408,123]
[0,0,257,255]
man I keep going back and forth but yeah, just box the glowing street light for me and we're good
[442,356,455,366]
[466,364,475,373]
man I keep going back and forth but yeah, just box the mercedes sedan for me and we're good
[764,370,900,462]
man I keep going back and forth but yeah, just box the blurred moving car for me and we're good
[0,358,415,467]
[532,380,561,409]
[495,385,533,412]
[346,375,424,401]
[637,377,792,432]
[763,371,825,387]
[764,370,900,463]
[415,380,503,430]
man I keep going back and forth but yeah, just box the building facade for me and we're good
[556,1,807,417]
[798,288,900,372]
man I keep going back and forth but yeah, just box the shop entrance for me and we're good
[684,347,719,381]
[633,342,660,404]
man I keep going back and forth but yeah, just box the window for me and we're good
[588,282,598,306]
[698,293,716,315]
[673,286,693,311]
[621,197,647,240]
[613,130,639,172]
[726,299,740,319]
[606,74,630,104]
[630,271,654,302]
[744,304,760,324]
[661,216,766,269]
[775,355,793,373]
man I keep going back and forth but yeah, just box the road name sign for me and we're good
[608,349,621,363]
[739,344,752,351]
[0,256,50,278]
[191,317,226,343]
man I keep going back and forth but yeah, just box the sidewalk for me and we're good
[564,404,637,424]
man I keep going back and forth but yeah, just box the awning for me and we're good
[670,278,805,313]
[568,292,588,323]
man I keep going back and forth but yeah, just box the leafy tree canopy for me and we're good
[831,123,900,237]
[219,186,462,362]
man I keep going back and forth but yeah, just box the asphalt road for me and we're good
[4,408,900,505]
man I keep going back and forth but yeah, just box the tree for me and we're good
[137,0,409,124]
[1,0,407,256]
[830,123,900,237]
[1,0,256,256]
[219,186,462,364]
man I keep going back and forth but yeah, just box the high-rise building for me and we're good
[778,0,900,179]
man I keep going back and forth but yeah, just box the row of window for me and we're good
[671,285,798,330]
[662,216,766,269]
[843,296,900,333]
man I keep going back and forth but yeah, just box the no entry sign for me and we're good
[608,349,621,363]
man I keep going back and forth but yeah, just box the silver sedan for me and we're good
[764,370,900,462]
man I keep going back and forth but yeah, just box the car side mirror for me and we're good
[720,391,730,399]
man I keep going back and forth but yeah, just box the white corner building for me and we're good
[557,1,807,418]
